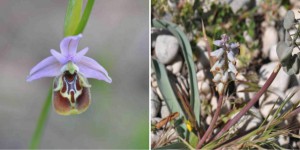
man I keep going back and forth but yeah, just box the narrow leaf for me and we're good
[75,0,95,35]
[64,0,83,36]
[152,59,187,137]
[152,19,201,129]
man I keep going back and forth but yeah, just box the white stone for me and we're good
[151,117,162,125]
[155,35,179,64]
[151,90,161,118]
[259,92,291,120]
[229,108,262,134]
[151,80,158,88]
[206,115,212,125]
[210,96,231,115]
[229,0,252,14]
[285,86,300,104]
[262,26,278,58]
[210,96,218,111]
[171,55,183,75]
[196,70,206,81]
[269,44,279,61]
[166,65,173,72]
[198,79,210,94]
[278,135,290,148]
[259,62,290,92]
[236,84,255,102]
[161,102,170,118]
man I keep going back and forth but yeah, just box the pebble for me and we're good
[151,90,161,118]
[285,86,300,104]
[229,107,262,134]
[151,117,162,125]
[196,70,206,81]
[198,79,211,94]
[269,44,279,61]
[160,101,170,118]
[229,0,253,14]
[259,92,292,120]
[278,135,290,148]
[166,65,173,72]
[259,62,290,92]
[236,84,255,102]
[210,96,231,114]
[171,55,183,75]
[155,35,179,64]
[262,26,278,58]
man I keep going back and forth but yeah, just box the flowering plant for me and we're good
[27,34,111,115]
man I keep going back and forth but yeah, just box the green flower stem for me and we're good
[196,94,224,149]
[29,88,52,149]
[74,0,95,35]
[213,63,281,140]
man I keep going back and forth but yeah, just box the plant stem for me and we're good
[196,95,224,149]
[213,63,281,140]
[74,0,95,35]
[29,88,52,149]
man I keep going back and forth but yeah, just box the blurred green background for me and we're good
[0,0,149,149]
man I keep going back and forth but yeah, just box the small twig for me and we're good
[213,63,281,140]
[196,95,224,149]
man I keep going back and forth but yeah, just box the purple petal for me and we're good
[50,49,67,64]
[77,56,112,83]
[211,48,224,58]
[230,43,239,49]
[213,40,222,46]
[228,62,237,75]
[27,56,62,82]
[60,34,82,57]
[73,47,89,63]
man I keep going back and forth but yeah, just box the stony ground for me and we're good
[151,0,300,148]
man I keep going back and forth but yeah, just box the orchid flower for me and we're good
[27,34,112,115]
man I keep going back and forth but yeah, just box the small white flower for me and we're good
[211,48,224,59]
[228,61,238,75]
[227,50,236,64]
[221,71,229,83]
[213,73,222,82]
[211,58,225,72]
[216,83,224,93]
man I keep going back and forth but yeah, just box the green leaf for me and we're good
[64,0,83,36]
[152,19,201,128]
[152,59,187,137]
[29,88,52,149]
[74,0,95,35]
